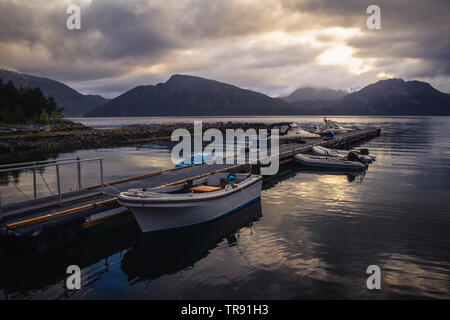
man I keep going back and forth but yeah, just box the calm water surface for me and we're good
[1,116,449,299]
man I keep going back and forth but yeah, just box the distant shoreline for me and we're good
[2,115,448,161]
[0,121,270,162]
[68,115,450,130]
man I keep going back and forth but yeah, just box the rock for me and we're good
[0,121,270,161]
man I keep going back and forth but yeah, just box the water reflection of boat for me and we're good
[295,167,366,182]
[118,173,262,233]
[0,213,140,296]
[121,200,262,282]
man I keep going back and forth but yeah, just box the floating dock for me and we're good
[0,128,380,252]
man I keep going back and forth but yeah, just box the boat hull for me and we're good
[312,146,375,162]
[119,179,262,233]
[294,154,366,171]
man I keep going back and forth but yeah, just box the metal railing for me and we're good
[0,157,104,219]
[0,157,82,170]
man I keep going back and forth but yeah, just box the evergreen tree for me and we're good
[0,77,64,123]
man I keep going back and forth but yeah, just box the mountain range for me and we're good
[0,70,109,116]
[1,70,449,116]
[329,79,450,115]
[290,79,450,115]
[86,75,450,116]
[85,74,291,117]
[279,87,347,103]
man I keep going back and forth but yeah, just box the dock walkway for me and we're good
[0,128,381,244]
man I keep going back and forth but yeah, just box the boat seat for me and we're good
[189,185,223,192]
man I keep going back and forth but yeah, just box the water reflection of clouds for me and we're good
[2,117,450,299]
[110,153,172,174]
[0,146,174,205]
[259,158,450,298]
[264,172,364,216]
[382,253,450,298]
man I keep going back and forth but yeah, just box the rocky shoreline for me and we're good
[0,121,271,161]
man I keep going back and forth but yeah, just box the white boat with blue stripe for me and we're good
[118,173,262,233]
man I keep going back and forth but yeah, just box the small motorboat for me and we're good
[294,153,367,171]
[312,146,376,163]
[118,173,262,233]
[271,122,320,141]
[313,117,354,134]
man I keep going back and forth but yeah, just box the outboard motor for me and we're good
[184,179,194,192]
[359,148,370,155]
[347,151,361,162]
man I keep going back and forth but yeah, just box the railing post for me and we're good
[56,164,62,206]
[33,163,37,199]
[77,156,82,190]
[100,159,104,194]
[0,191,3,221]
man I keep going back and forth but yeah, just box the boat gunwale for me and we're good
[294,154,367,170]
[118,175,262,204]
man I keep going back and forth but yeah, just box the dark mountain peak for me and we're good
[167,74,189,81]
[85,74,290,117]
[377,78,404,84]
[166,74,205,85]
[0,69,109,116]
[166,74,233,88]
[280,86,347,103]
[165,74,205,90]
[359,78,442,97]
[167,74,214,82]
[370,78,437,90]
[332,78,450,115]
[406,79,435,90]
[361,78,404,91]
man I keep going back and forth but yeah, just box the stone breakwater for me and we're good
[0,122,271,158]
[0,122,91,136]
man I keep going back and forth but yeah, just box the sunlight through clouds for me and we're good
[317,44,373,75]
[0,0,448,96]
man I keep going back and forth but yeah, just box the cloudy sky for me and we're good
[0,0,449,98]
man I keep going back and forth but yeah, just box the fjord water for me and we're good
[1,116,449,299]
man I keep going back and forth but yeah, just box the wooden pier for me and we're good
[0,127,380,252]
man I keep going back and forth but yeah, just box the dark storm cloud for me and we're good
[291,0,449,29]
[350,28,450,77]
[295,0,450,77]
[66,71,169,98]
[83,1,177,59]
[0,0,448,95]
[175,0,284,39]
[0,1,39,43]
[0,1,177,61]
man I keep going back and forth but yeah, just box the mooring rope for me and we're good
[103,182,121,194]
[39,171,54,195]
[10,180,32,201]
